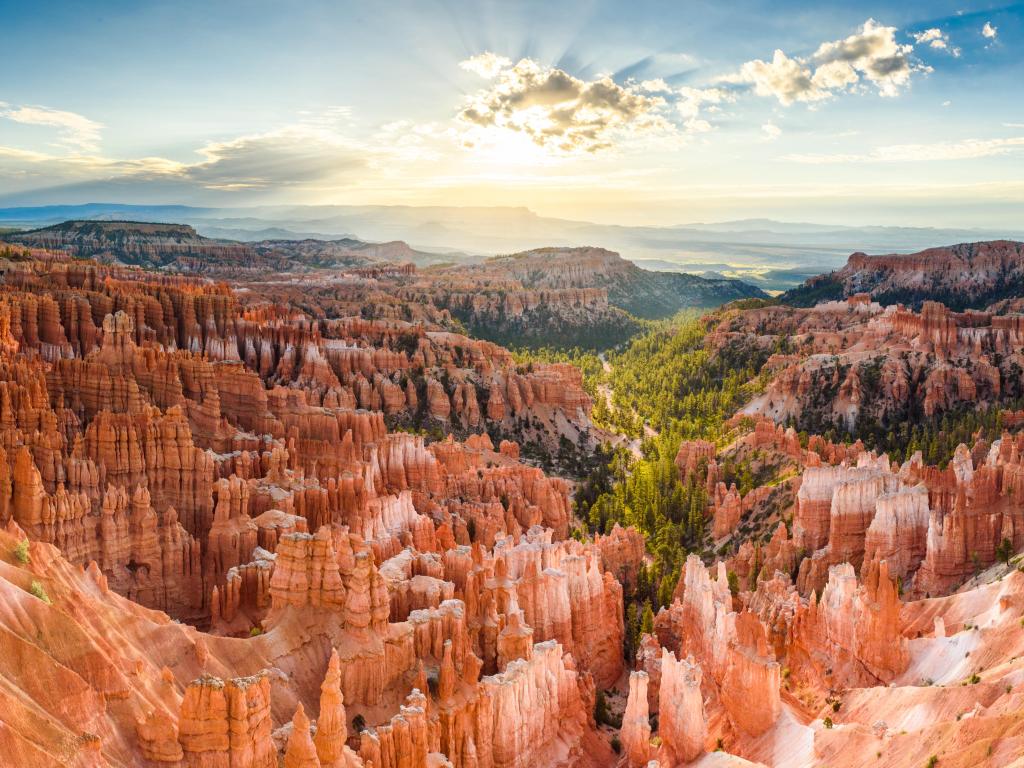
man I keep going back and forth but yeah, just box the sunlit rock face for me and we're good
[827,240,1024,309]
[717,286,1024,432]
[0,250,620,768]
[5,246,1024,768]
[653,401,1024,766]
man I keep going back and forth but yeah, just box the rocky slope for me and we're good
[4,225,766,351]
[601,414,1024,767]
[5,238,1024,768]
[784,240,1024,310]
[2,220,266,272]
[704,295,1024,435]
[0,246,625,767]
[414,246,765,349]
[456,246,768,319]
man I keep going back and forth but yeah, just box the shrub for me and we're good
[29,580,51,604]
[610,735,621,754]
[970,673,981,684]
[352,714,366,733]
[249,626,262,637]
[926,756,939,768]
[13,539,30,564]
[593,690,621,728]
[996,537,1014,565]
[594,689,610,725]
[823,716,833,729]
[727,570,740,598]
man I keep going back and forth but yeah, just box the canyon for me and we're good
[0,235,1023,768]
[2,223,766,350]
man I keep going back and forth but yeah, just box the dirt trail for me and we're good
[597,353,655,457]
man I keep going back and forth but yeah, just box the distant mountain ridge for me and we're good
[4,203,1022,291]
[782,240,1024,310]
[1,219,465,272]
[2,219,258,270]
[471,246,767,319]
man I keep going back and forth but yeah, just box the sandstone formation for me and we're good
[0,249,620,768]
[787,240,1024,310]
[5,241,1024,768]
[714,296,1024,429]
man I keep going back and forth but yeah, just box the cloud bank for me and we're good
[457,55,675,154]
[724,19,925,105]
[0,105,103,153]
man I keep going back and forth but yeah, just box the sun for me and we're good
[460,124,566,169]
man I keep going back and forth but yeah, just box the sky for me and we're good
[0,0,1021,227]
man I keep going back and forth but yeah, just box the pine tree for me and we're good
[640,601,655,636]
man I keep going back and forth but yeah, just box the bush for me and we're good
[352,714,366,733]
[593,690,620,727]
[249,626,262,637]
[727,570,740,598]
[29,580,51,604]
[610,735,621,754]
[823,716,833,729]
[926,756,939,768]
[13,539,29,564]
[997,537,1014,565]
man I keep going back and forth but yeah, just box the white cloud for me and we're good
[457,55,675,154]
[942,100,951,107]
[456,21,937,150]
[676,86,736,120]
[0,107,398,201]
[640,78,671,93]
[762,122,782,140]
[783,136,1024,163]
[912,28,960,56]
[723,19,925,105]
[459,52,512,79]
[811,19,921,98]
[729,49,824,105]
[983,22,998,39]
[1,105,103,153]
[913,28,944,46]
[189,125,367,189]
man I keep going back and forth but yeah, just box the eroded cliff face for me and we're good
[621,406,1024,767]
[0,250,618,768]
[712,297,1024,430]
[394,246,765,347]
[5,244,1024,768]
[787,240,1024,310]
[786,436,1024,600]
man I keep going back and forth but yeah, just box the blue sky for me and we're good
[0,0,1021,226]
